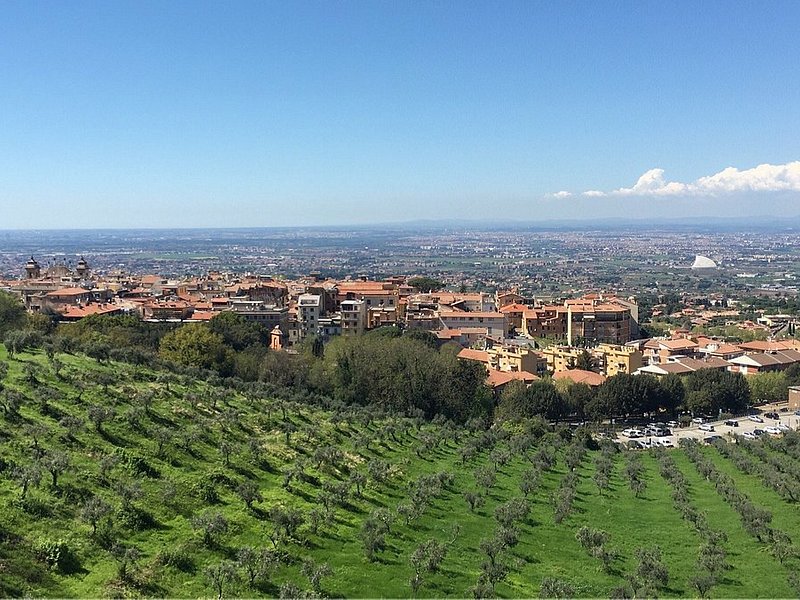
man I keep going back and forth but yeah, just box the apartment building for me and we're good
[341,299,367,335]
[438,310,508,337]
[541,343,642,377]
[228,299,289,332]
[486,344,547,376]
[296,293,321,340]
[594,343,643,377]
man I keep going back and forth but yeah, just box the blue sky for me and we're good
[1,1,799,228]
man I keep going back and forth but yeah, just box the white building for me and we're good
[341,299,367,335]
[297,293,321,340]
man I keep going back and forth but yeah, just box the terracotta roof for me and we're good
[439,311,505,319]
[659,339,698,351]
[189,311,215,321]
[553,369,606,386]
[712,343,743,355]
[45,287,90,296]
[739,340,800,352]
[457,348,490,363]
[59,304,121,319]
[499,303,527,313]
[486,370,538,388]
[435,329,461,339]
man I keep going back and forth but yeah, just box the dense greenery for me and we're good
[2,345,800,598]
[1,303,770,424]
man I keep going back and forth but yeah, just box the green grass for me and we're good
[671,450,795,598]
[2,345,800,598]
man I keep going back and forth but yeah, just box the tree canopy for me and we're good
[684,369,750,415]
[159,324,233,375]
[407,277,445,293]
[0,291,27,336]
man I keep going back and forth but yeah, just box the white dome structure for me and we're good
[691,255,717,269]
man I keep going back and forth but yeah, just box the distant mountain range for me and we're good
[374,215,800,232]
[2,214,800,235]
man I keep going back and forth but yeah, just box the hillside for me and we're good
[1,345,800,598]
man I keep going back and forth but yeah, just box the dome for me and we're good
[691,255,717,269]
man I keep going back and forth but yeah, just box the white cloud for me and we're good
[552,190,572,198]
[573,161,800,198]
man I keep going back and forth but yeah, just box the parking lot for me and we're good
[612,402,800,448]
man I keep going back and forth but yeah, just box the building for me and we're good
[565,297,637,345]
[434,327,490,347]
[296,293,321,340]
[635,357,731,378]
[540,342,642,377]
[438,310,507,337]
[341,299,368,335]
[789,386,800,411]
[727,350,800,375]
[486,344,547,376]
[595,343,643,377]
[553,369,606,387]
[228,299,289,332]
[499,303,527,332]
[522,306,567,338]
[642,338,699,365]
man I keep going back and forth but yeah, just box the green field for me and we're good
[1,345,799,598]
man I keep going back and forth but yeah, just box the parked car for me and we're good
[667,420,679,428]
[742,431,757,440]
[765,426,782,435]
[626,440,647,449]
[692,417,705,424]
[699,423,715,432]
[622,428,644,438]
[724,420,739,427]
[794,410,800,417]
[659,439,674,448]
[765,412,780,420]
[704,435,722,444]
[753,428,766,436]
[777,423,791,432]
[749,415,764,423]
[654,428,671,437]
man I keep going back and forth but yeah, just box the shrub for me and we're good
[155,547,196,573]
[35,538,79,573]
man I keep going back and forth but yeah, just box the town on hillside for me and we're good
[3,256,800,405]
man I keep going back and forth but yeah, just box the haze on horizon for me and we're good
[1,1,799,229]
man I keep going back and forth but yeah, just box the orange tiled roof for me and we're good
[499,303,527,313]
[45,287,90,296]
[553,369,607,386]
[457,348,490,363]
[486,370,539,388]
[189,311,215,321]
[60,304,121,319]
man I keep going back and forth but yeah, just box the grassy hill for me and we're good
[1,345,799,598]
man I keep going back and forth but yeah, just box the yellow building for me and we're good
[595,343,643,377]
[541,343,642,377]
[486,345,547,375]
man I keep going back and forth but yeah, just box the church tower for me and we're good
[24,256,41,279]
